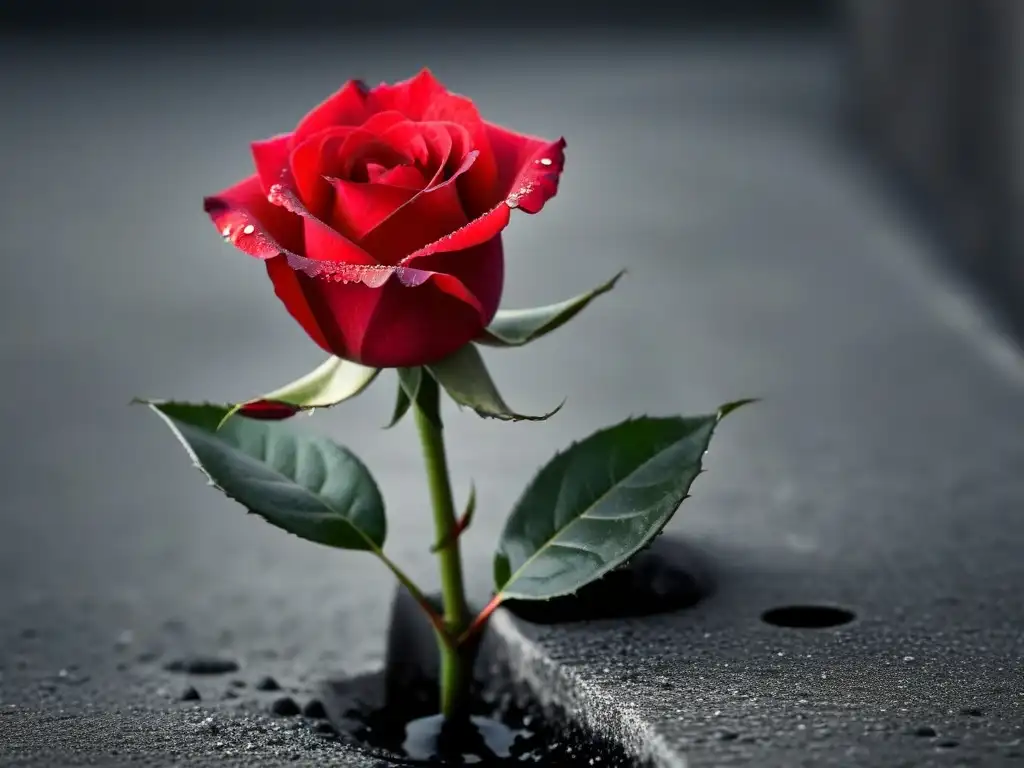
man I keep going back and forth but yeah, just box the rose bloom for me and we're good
[204,69,565,368]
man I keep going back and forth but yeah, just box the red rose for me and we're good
[204,69,565,368]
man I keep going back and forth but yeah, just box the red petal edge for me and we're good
[203,175,302,259]
[238,401,301,420]
[504,137,566,214]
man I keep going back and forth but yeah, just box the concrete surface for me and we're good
[842,0,1024,337]
[1,29,1022,766]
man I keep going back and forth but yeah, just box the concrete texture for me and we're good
[1,29,1023,766]
[842,0,1024,336]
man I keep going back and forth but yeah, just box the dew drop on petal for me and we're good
[221,225,232,237]
[538,158,553,166]
[242,224,255,235]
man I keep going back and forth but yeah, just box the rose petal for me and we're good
[356,272,488,367]
[288,127,353,216]
[371,70,499,214]
[429,122,475,182]
[423,96,499,216]
[238,400,301,420]
[335,128,410,182]
[359,110,409,136]
[265,256,333,352]
[371,164,427,188]
[403,233,504,328]
[204,174,303,259]
[366,68,447,119]
[267,246,490,367]
[294,269,487,367]
[329,178,419,240]
[415,123,456,188]
[358,149,477,264]
[294,79,370,142]
[251,133,293,196]
[401,200,512,264]
[379,121,432,171]
[266,181,377,266]
[485,124,566,214]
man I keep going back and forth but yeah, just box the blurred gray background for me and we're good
[2,1,1024,763]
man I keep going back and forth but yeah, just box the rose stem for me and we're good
[412,372,473,722]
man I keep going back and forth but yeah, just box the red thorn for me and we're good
[429,486,476,553]
[458,594,503,646]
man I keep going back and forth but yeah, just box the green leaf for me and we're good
[427,345,561,422]
[384,368,423,429]
[220,356,379,427]
[494,401,750,601]
[141,400,386,551]
[477,271,624,347]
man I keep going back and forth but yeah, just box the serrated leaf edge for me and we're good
[479,270,626,347]
[141,399,387,552]
[494,406,740,601]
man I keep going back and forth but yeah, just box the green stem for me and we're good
[374,549,452,646]
[412,373,473,721]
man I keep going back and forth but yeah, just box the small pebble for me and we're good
[914,725,938,738]
[315,721,335,735]
[114,630,135,648]
[255,676,281,691]
[164,657,239,675]
[270,696,301,717]
[937,739,959,749]
[179,686,201,702]
[302,699,327,719]
[960,707,983,717]
[222,690,239,700]
[716,731,739,742]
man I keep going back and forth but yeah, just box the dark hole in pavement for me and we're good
[761,605,856,628]
[505,537,711,624]
[319,588,638,766]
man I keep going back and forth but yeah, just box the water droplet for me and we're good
[221,225,231,237]
[538,157,553,166]
[242,224,255,235]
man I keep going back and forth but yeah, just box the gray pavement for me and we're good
[1,30,1022,766]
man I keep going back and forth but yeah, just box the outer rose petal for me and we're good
[251,133,293,196]
[238,400,301,420]
[203,174,303,259]
[486,124,566,213]
[265,256,332,352]
[401,200,512,264]
[294,79,370,142]
[366,68,447,119]
[404,234,504,328]
[289,236,503,367]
